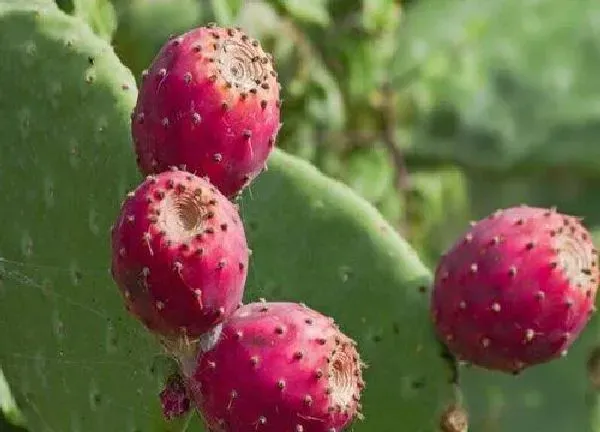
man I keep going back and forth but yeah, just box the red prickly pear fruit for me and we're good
[183,302,366,432]
[431,205,599,374]
[160,373,191,421]
[110,169,249,340]
[131,25,281,198]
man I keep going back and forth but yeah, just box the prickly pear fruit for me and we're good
[431,205,599,373]
[131,24,281,198]
[110,169,249,341]
[183,302,365,432]
[160,373,191,420]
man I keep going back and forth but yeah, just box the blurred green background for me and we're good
[4,0,600,430]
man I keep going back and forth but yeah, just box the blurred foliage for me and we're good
[4,0,600,430]
[396,0,600,175]
[111,0,205,77]
[55,0,116,40]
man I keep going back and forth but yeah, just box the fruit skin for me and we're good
[431,205,599,373]
[131,24,281,198]
[110,168,249,340]
[183,302,365,432]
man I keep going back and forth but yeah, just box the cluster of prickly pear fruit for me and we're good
[110,23,365,432]
[107,16,598,432]
[431,205,599,374]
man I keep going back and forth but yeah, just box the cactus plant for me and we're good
[5,1,599,431]
[0,3,456,431]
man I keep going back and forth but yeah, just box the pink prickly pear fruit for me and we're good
[431,205,599,374]
[131,24,281,198]
[160,373,191,421]
[110,168,249,341]
[183,302,366,432]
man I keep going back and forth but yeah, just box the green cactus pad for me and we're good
[0,3,455,431]
[0,3,161,431]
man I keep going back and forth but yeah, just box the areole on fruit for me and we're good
[554,224,596,290]
[216,37,271,94]
[328,343,357,409]
[157,184,207,243]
